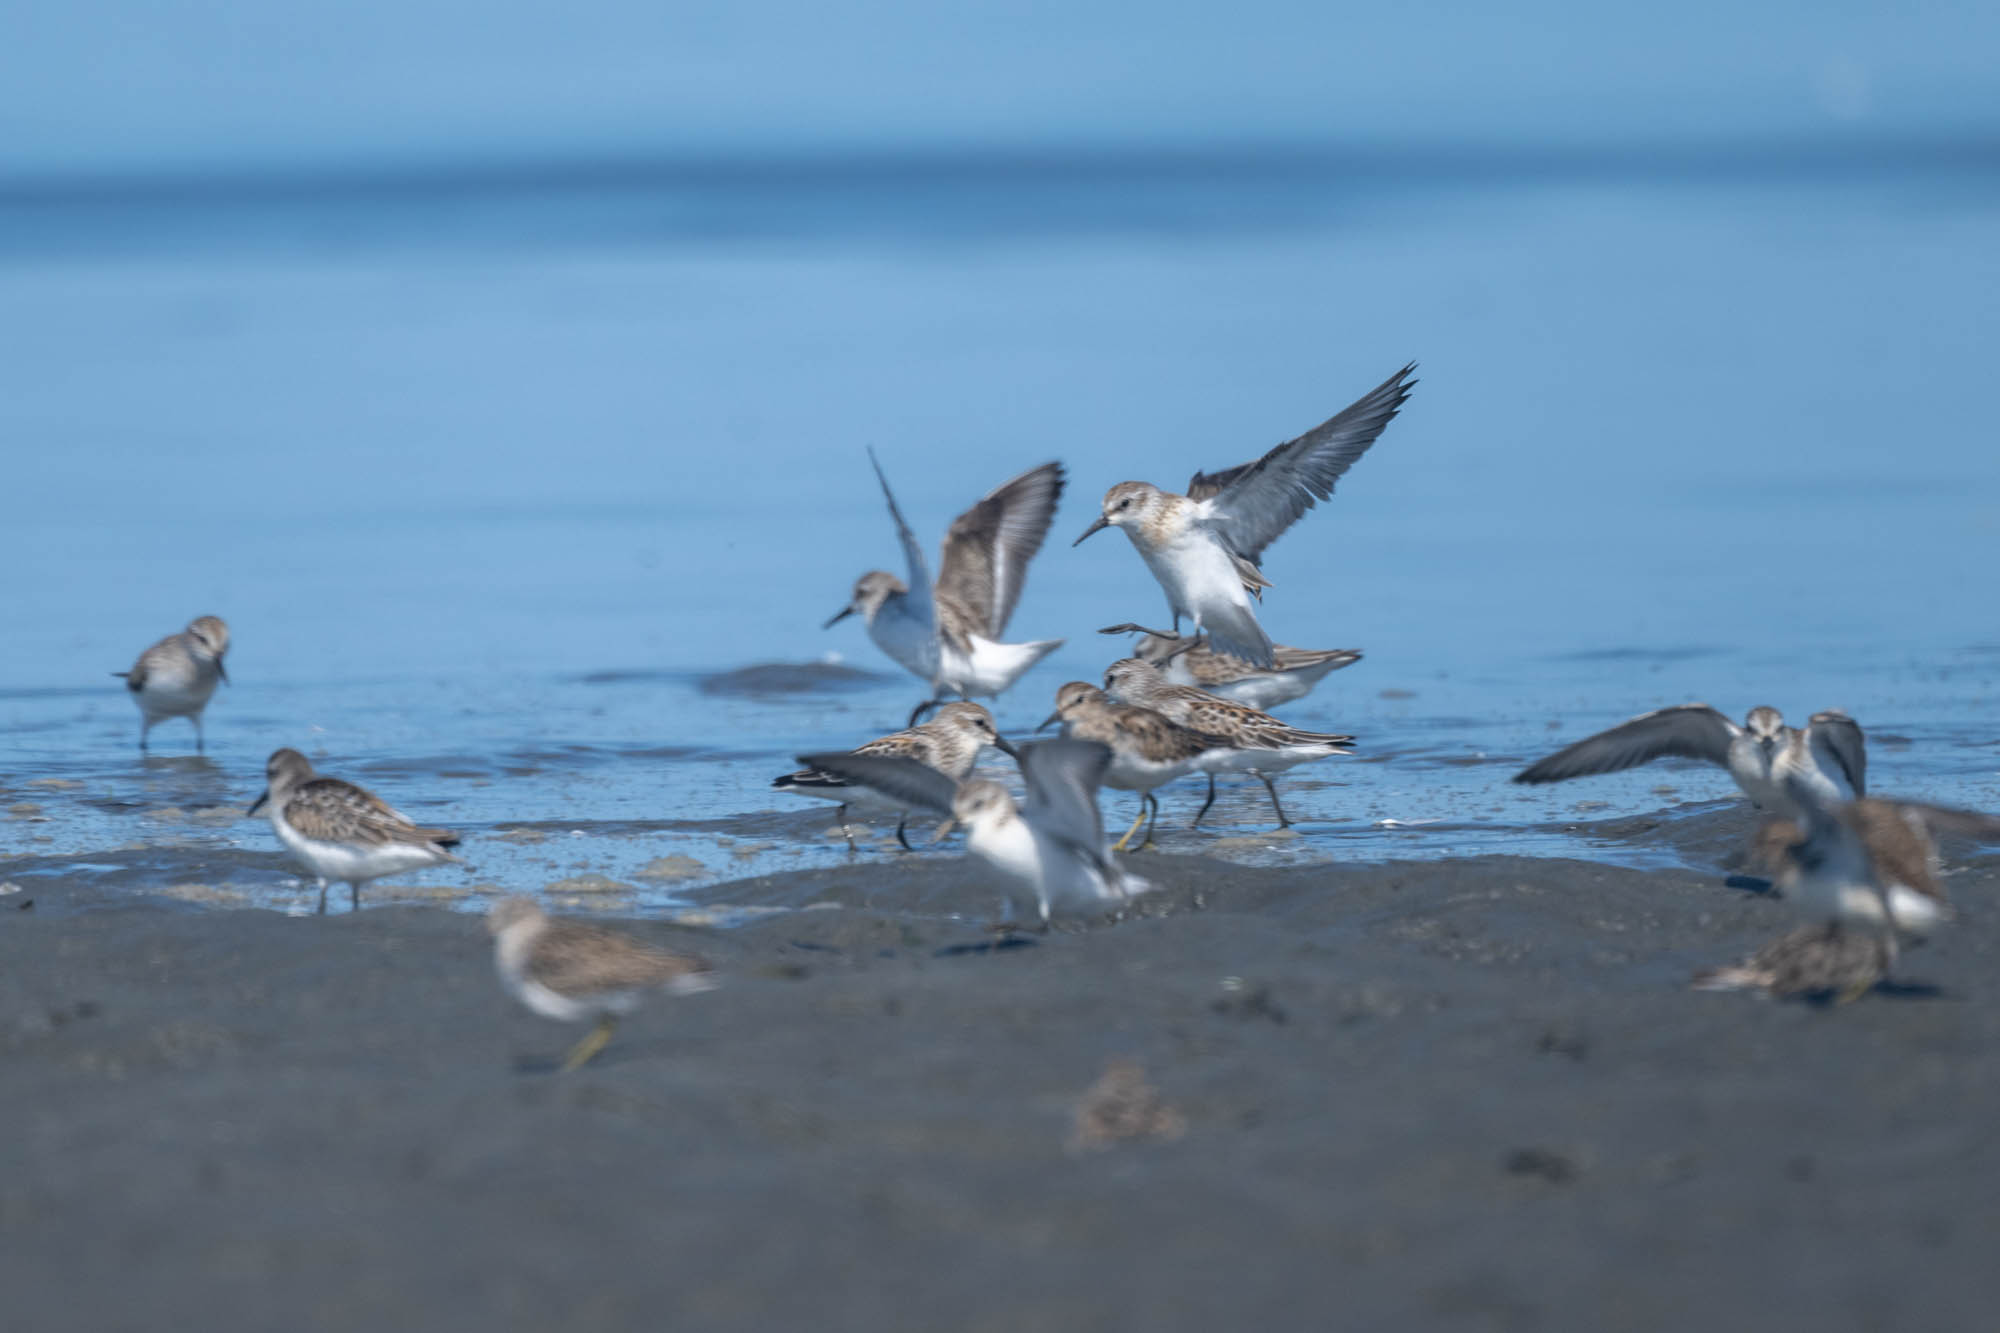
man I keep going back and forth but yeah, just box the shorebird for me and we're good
[1073,363,1415,668]
[488,897,716,1072]
[112,615,230,751]
[1041,681,1237,851]
[1511,705,1865,818]
[796,737,1153,926]
[1695,777,2000,1001]
[1099,622,1360,711]
[1101,657,1355,829]
[771,702,1017,850]
[827,451,1066,725]
[248,748,462,913]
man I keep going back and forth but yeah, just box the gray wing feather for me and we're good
[1197,362,1416,564]
[1807,711,1867,798]
[935,461,1065,638]
[1512,704,1738,784]
[1902,802,2000,842]
[865,449,936,634]
[1017,738,1112,853]
[794,752,958,816]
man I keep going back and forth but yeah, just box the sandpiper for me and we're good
[1101,657,1355,829]
[1511,704,1865,817]
[772,701,1018,850]
[1099,622,1360,711]
[1041,681,1235,851]
[796,737,1153,926]
[828,451,1066,725]
[488,896,716,1072]
[248,748,462,913]
[112,615,230,751]
[1695,777,2000,1001]
[1073,363,1415,667]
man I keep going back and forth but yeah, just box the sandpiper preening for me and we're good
[1511,704,1865,818]
[771,701,1018,850]
[1042,681,1236,851]
[797,737,1152,926]
[1073,363,1415,667]
[1099,622,1360,711]
[112,615,230,751]
[828,451,1066,725]
[488,896,716,1072]
[248,748,462,914]
[1101,656,1354,830]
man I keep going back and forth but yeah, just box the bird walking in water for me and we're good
[771,701,1017,850]
[1074,363,1415,667]
[1042,681,1238,852]
[248,748,462,913]
[113,615,230,751]
[827,451,1066,726]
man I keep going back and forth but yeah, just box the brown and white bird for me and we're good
[1513,704,1865,819]
[1099,621,1360,711]
[1101,656,1355,829]
[771,701,1018,850]
[1697,776,2000,1001]
[248,748,461,913]
[1041,681,1237,851]
[487,896,716,1072]
[1073,363,1415,667]
[112,615,230,751]
[827,451,1066,725]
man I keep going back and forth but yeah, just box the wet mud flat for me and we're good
[5,852,2000,1332]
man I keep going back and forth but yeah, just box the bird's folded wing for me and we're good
[285,778,459,847]
[528,921,708,993]
[794,752,958,815]
[1193,362,1416,564]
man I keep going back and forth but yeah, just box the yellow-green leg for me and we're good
[560,1016,618,1072]
[1112,799,1148,853]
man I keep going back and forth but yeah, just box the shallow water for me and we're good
[4,149,1998,912]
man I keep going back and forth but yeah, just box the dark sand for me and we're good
[6,851,2000,1332]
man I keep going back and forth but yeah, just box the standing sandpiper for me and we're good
[113,615,230,751]
[1073,363,1414,667]
[248,748,462,913]
[1099,622,1360,711]
[488,896,716,1072]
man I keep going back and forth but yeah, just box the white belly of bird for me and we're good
[1198,741,1339,777]
[1201,673,1309,711]
[1790,867,1946,938]
[866,601,941,682]
[1138,532,1251,628]
[966,817,1119,918]
[270,809,444,885]
[1099,746,1201,794]
[940,634,1057,697]
[136,669,219,721]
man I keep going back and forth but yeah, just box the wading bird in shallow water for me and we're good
[248,748,461,913]
[113,615,230,751]
[1041,681,1238,851]
[1099,622,1360,711]
[488,897,715,1072]
[1101,657,1354,830]
[797,737,1153,927]
[771,701,1017,851]
[1695,777,2000,1001]
[1074,363,1415,668]
[1512,704,1865,819]
[827,451,1066,726]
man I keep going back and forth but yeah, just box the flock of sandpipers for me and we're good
[102,362,2000,1068]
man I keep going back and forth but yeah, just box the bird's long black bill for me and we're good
[992,735,1022,759]
[822,606,855,629]
[247,789,268,815]
[217,661,230,685]
[1036,713,1060,733]
[1072,516,1111,546]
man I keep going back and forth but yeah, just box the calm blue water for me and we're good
[4,147,1998,912]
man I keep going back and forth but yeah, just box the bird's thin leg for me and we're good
[194,715,205,754]
[1258,773,1292,828]
[350,882,361,913]
[1139,792,1162,851]
[1191,774,1218,829]
[1111,798,1149,853]
[837,805,857,853]
[895,814,914,853]
[316,879,330,915]
[138,719,151,752]
[929,816,958,844]
[560,1016,618,1072]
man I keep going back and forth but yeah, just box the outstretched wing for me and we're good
[1902,801,2000,843]
[1018,738,1117,881]
[794,752,958,816]
[1807,711,1867,798]
[935,461,1065,639]
[1193,362,1416,564]
[866,448,936,633]
[1513,704,1738,784]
